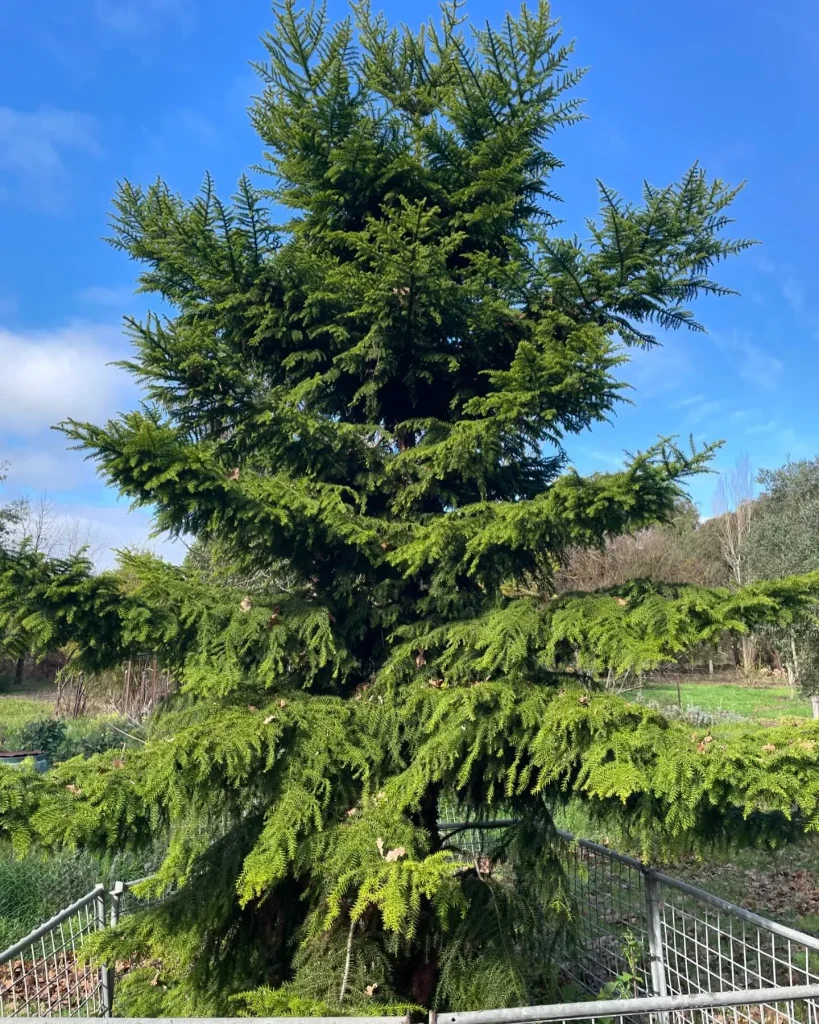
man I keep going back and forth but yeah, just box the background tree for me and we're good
[746,458,819,710]
[712,454,756,673]
[4,1,819,1015]
[0,488,106,687]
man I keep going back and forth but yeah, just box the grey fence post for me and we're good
[643,869,668,999]
[95,886,113,1018]
[105,881,125,1017]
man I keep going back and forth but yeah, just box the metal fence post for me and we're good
[643,868,668,999]
[95,885,113,1018]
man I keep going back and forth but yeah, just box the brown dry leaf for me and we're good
[112,758,125,769]
[762,743,776,753]
[263,715,276,725]
[380,541,392,551]
[248,704,259,713]
[346,808,358,817]
[704,735,714,744]
[66,784,82,795]
[376,837,385,858]
[267,611,280,627]
[278,698,287,708]
[365,984,379,997]
[697,742,707,753]
[799,740,816,751]
[578,693,590,706]
[227,467,240,481]
[615,597,628,607]
[385,846,407,863]
[150,969,161,987]
[415,650,426,668]
[240,595,253,613]
[429,678,444,689]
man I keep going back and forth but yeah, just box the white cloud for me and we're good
[0,323,135,436]
[0,107,101,208]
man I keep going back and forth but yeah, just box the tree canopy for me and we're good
[3,0,819,1014]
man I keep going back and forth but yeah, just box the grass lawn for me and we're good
[0,696,55,733]
[635,679,812,722]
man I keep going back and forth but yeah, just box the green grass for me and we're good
[635,680,812,722]
[0,696,55,737]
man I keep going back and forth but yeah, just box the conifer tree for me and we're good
[6,0,819,1014]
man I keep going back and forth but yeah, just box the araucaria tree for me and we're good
[7,0,819,1015]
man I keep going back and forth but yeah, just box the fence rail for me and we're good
[442,983,819,1024]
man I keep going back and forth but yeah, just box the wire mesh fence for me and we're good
[0,886,107,1018]
[441,984,819,1024]
[436,812,819,1024]
[3,817,819,1020]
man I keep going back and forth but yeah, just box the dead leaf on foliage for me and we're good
[248,704,259,712]
[227,467,240,481]
[112,758,125,769]
[385,846,406,863]
[65,784,82,795]
[263,715,276,725]
[278,698,287,708]
[365,984,379,997]
[376,837,385,858]
[346,808,358,817]
[762,744,777,753]
[578,694,590,706]
[240,596,253,613]
[415,650,427,668]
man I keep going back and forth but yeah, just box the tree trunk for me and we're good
[14,654,25,686]
[708,658,714,677]
[811,696,819,721]
[790,634,801,698]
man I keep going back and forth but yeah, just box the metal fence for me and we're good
[0,886,108,1018]
[4,826,819,1021]
[438,819,819,1024]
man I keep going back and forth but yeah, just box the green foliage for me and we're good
[746,459,819,694]
[1,0,818,1015]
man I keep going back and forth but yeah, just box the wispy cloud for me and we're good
[77,285,135,307]
[0,107,101,209]
[736,340,784,389]
[94,0,192,34]
[745,418,779,436]
[782,279,804,315]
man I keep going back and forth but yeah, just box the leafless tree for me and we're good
[712,454,755,673]
[11,494,106,562]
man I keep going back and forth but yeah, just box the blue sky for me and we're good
[1,0,817,566]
